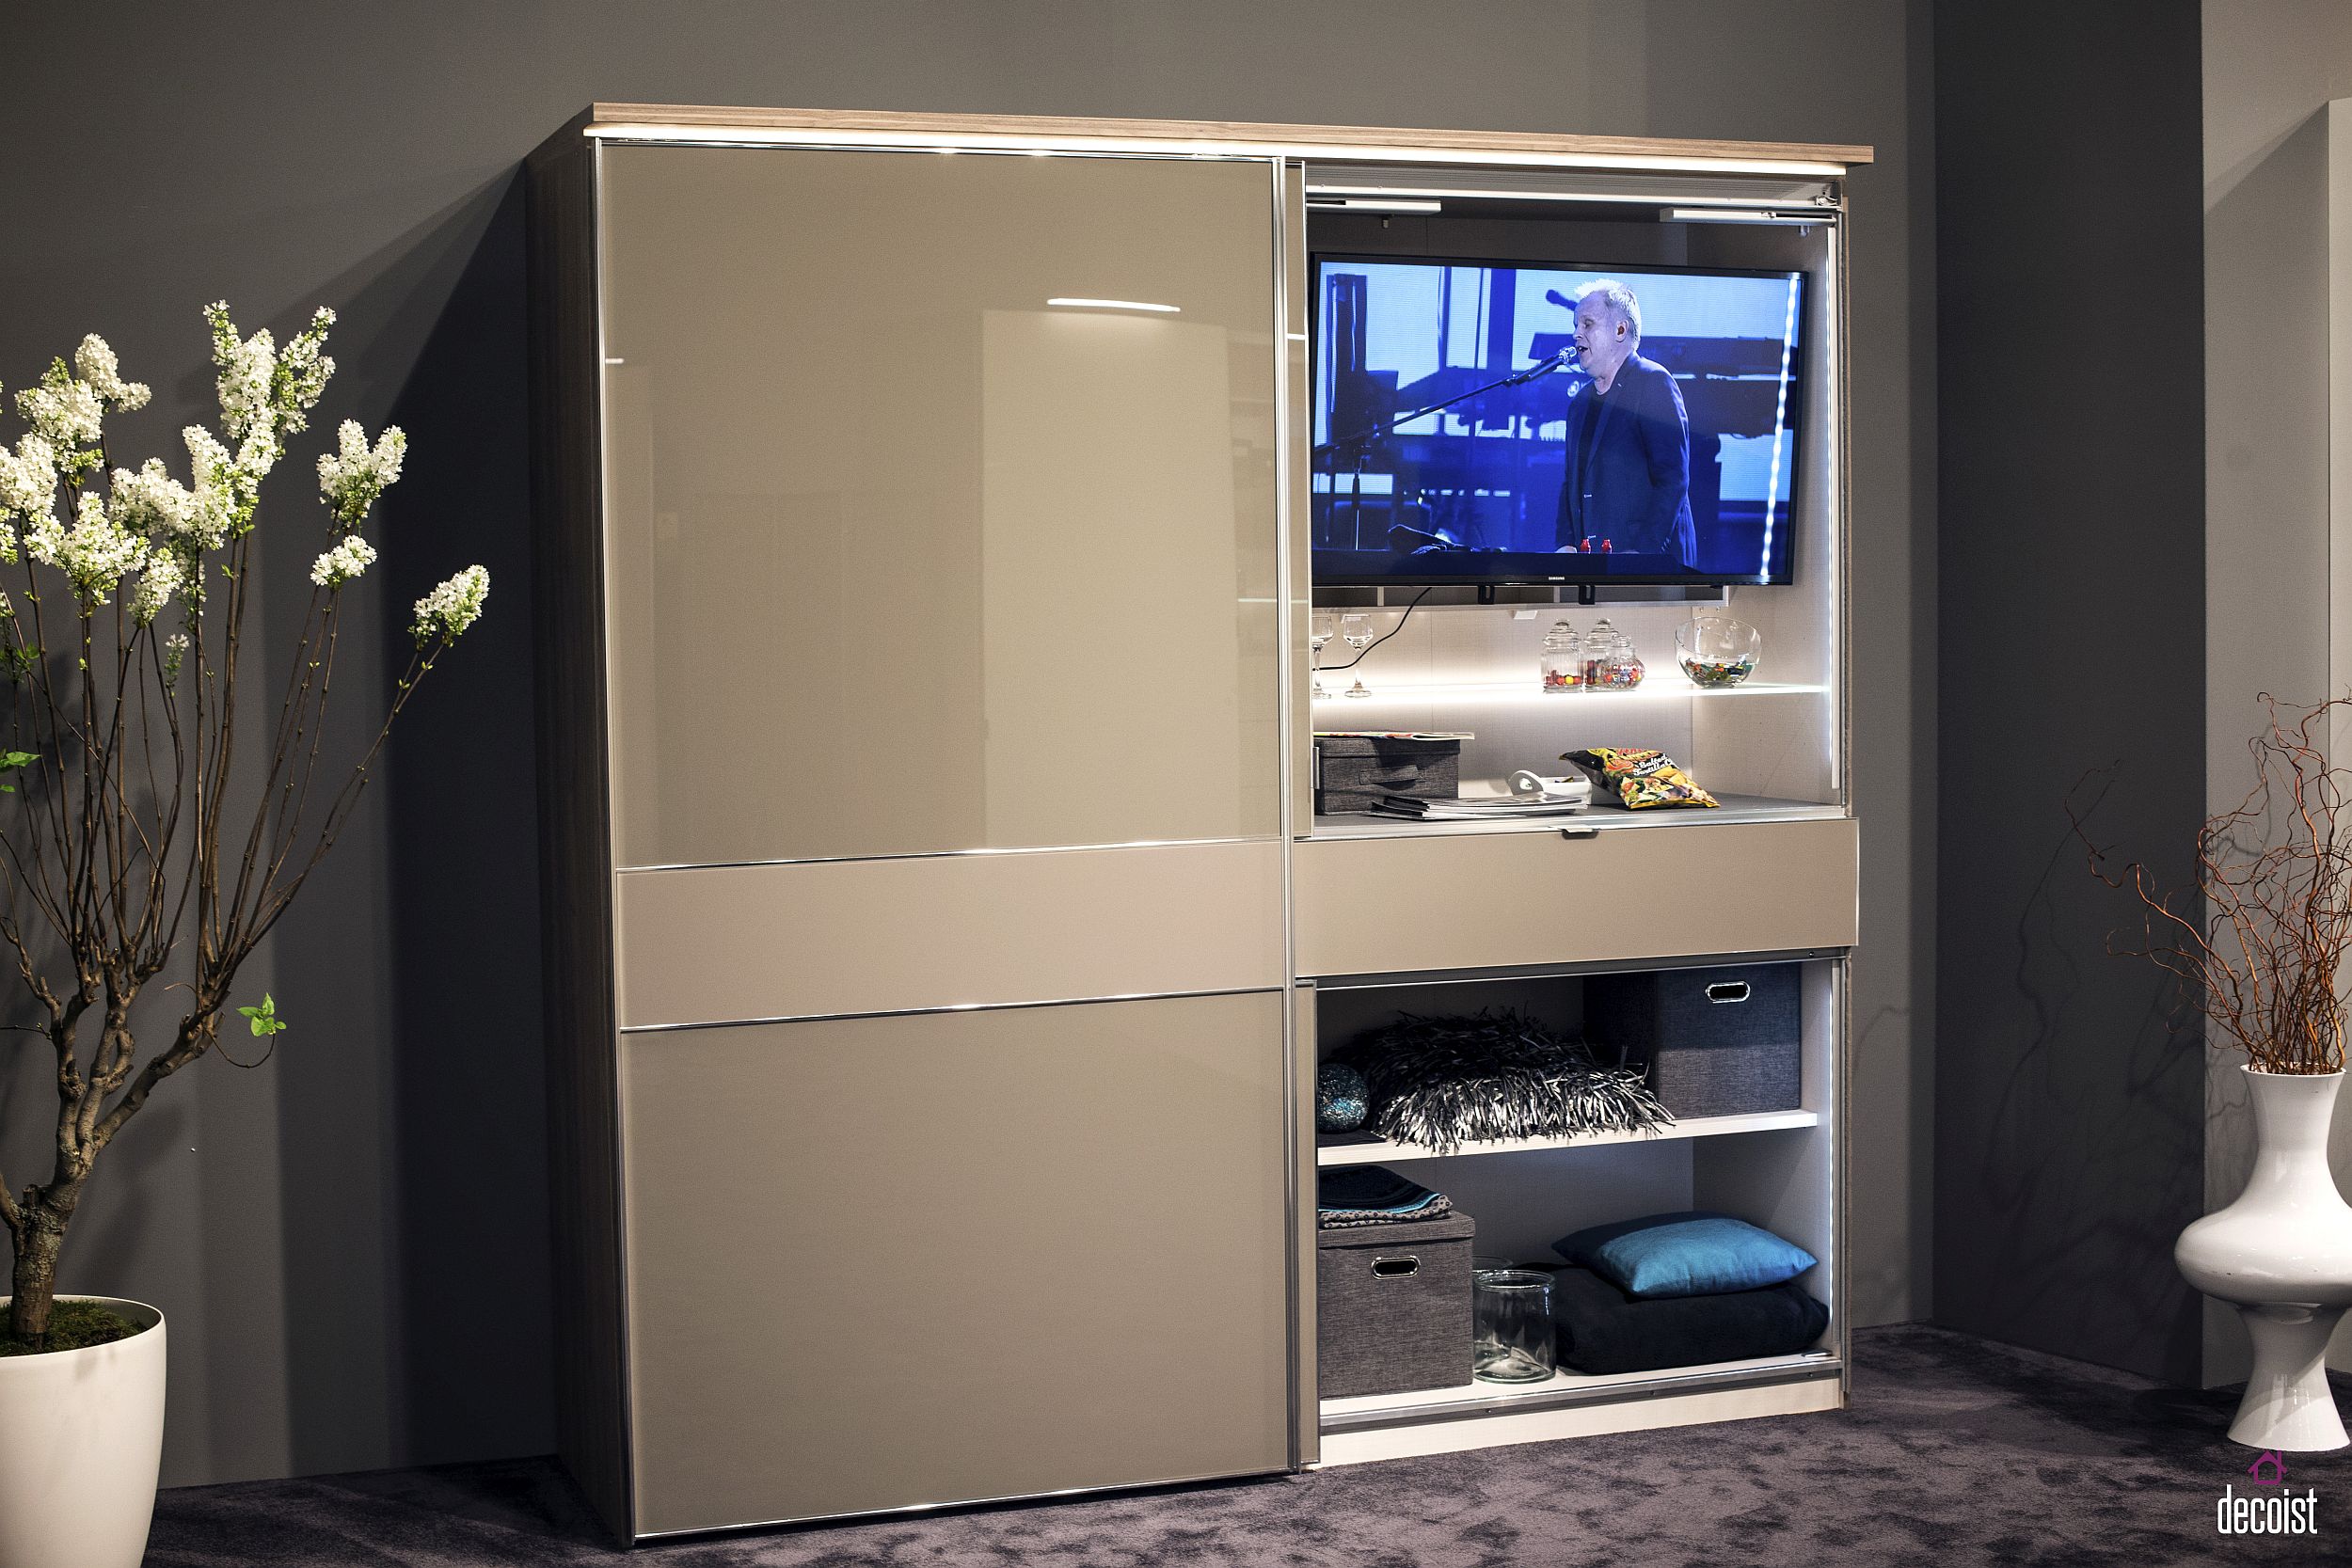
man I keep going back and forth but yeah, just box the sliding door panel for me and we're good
[615,839,1283,1028]
[597,144,1280,870]
[620,993,1291,1532]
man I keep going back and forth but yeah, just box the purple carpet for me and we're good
[145,1324,2348,1565]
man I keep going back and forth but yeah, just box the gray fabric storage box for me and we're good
[1315,1209,1476,1398]
[1314,735,1462,814]
[1584,963,1802,1117]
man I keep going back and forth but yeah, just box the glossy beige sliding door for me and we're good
[620,995,1290,1533]
[598,144,1280,867]
[595,141,1291,1533]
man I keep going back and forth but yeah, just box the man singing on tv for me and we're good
[1554,280,1698,568]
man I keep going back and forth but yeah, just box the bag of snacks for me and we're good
[1563,747,1720,810]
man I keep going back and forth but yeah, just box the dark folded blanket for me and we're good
[1316,1165,1454,1229]
[1550,1264,1828,1374]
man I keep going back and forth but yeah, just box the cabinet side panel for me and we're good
[1290,983,1318,1465]
[1692,958,1844,1361]
[1283,162,1313,834]
[527,122,630,1542]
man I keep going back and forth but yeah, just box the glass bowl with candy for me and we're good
[1675,614,1761,689]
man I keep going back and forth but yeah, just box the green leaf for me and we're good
[235,992,287,1037]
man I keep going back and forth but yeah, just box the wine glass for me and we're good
[1340,613,1376,698]
[1310,611,1335,699]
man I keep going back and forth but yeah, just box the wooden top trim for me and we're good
[583,104,1872,174]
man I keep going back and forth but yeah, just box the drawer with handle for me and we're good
[1294,816,1858,977]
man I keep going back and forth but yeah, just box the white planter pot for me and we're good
[0,1296,167,1568]
[2176,1068,2352,1451]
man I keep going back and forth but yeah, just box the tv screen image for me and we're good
[1312,255,1808,585]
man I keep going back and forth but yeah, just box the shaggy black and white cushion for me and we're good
[1345,1008,1670,1154]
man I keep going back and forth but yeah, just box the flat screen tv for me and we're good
[1311,253,1808,586]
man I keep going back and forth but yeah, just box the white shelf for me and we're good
[1313,678,1825,705]
[1319,1348,1837,1421]
[1317,1108,1819,1165]
[1310,792,1845,839]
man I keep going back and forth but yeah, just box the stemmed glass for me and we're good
[1310,611,1335,699]
[1340,613,1375,698]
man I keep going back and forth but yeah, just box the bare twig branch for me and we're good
[2071,692,2352,1074]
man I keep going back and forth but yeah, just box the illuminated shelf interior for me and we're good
[1318,1349,1838,1420]
[1311,679,1826,704]
[1317,1108,1820,1165]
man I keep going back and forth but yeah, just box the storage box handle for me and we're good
[1706,981,1751,1005]
[1370,1255,1421,1277]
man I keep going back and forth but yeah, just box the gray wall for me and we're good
[2200,0,2352,1384]
[1932,0,2208,1383]
[0,1,1934,1487]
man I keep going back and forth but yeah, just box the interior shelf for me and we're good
[1316,1108,1819,1165]
[1318,1349,1839,1424]
[1313,679,1826,705]
[1310,793,1844,839]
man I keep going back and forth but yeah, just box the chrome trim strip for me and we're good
[615,833,1276,876]
[627,1461,1293,1544]
[1317,1355,1841,1434]
[1819,190,1850,813]
[585,135,1269,165]
[1304,803,1850,843]
[617,984,1288,1035]
[1835,954,1852,1395]
[1271,152,1308,1473]
[1307,947,1841,992]
[1304,183,1842,211]
[1300,162,1846,209]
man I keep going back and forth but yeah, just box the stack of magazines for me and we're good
[1370,779,1591,820]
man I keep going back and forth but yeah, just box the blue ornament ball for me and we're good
[1316,1062,1370,1132]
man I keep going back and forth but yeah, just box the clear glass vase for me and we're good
[1472,1268,1556,1383]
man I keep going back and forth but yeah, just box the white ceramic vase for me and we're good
[0,1296,167,1568]
[2175,1068,2352,1451]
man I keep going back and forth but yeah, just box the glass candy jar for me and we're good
[1590,629,1643,690]
[1539,620,1581,694]
[1472,1268,1556,1383]
[1581,618,1618,690]
[1675,613,1762,689]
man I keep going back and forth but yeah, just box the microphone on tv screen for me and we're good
[1505,348,1579,386]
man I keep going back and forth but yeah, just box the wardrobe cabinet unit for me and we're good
[530,104,1869,1544]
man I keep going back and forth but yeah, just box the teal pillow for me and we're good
[1552,1212,1816,1299]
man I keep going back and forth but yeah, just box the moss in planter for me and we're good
[0,1301,145,1356]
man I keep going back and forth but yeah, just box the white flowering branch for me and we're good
[0,306,488,1346]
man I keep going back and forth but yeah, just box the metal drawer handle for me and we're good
[1707,981,1751,1005]
[1371,1256,1421,1277]
[1559,826,1599,840]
